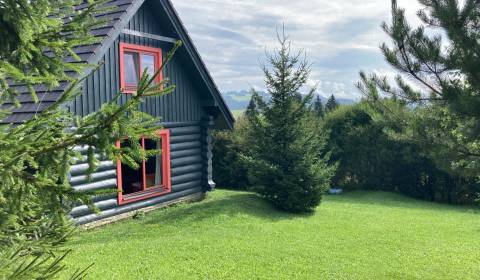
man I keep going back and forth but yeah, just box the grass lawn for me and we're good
[231,109,245,119]
[63,190,480,279]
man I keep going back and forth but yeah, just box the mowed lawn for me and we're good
[63,190,480,279]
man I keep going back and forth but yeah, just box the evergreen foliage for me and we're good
[242,31,336,212]
[212,116,251,190]
[0,1,182,278]
[325,94,339,112]
[323,100,480,203]
[312,95,325,118]
[245,90,261,119]
[357,0,480,181]
[0,0,110,103]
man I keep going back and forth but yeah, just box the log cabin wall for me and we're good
[70,120,213,225]
[67,2,217,225]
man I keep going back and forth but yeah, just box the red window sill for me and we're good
[122,86,138,94]
[121,84,162,95]
[119,186,171,206]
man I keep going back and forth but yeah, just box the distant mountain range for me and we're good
[221,90,357,111]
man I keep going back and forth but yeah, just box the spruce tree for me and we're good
[357,0,480,180]
[313,95,325,118]
[0,1,181,278]
[244,31,336,213]
[325,94,339,112]
[245,90,261,119]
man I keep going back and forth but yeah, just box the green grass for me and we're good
[231,95,252,102]
[231,109,245,119]
[63,190,480,279]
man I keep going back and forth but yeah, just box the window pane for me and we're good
[124,52,140,85]
[120,140,143,195]
[144,138,163,189]
[141,54,156,79]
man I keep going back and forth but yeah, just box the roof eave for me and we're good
[160,0,235,129]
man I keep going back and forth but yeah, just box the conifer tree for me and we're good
[325,94,339,112]
[357,0,480,180]
[313,95,325,118]
[0,1,181,278]
[245,90,260,119]
[244,30,336,213]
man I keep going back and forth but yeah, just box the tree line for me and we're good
[213,0,480,205]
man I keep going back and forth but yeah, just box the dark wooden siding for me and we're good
[70,121,212,225]
[68,2,217,224]
[69,2,206,122]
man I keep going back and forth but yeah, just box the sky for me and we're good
[172,0,423,100]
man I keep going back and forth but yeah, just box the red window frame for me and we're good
[116,129,171,205]
[119,42,163,94]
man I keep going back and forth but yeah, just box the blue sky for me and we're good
[172,0,422,100]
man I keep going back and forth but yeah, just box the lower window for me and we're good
[116,130,171,205]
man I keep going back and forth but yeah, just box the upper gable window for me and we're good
[119,43,162,93]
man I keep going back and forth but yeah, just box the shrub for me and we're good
[323,101,480,204]
[212,116,250,190]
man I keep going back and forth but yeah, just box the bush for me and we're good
[212,116,250,190]
[323,101,480,204]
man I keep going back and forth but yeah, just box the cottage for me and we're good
[3,0,234,225]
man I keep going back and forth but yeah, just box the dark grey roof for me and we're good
[2,0,234,128]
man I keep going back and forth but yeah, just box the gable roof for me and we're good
[2,0,234,129]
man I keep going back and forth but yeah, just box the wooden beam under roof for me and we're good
[122,29,178,44]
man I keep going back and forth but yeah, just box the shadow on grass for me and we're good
[144,192,312,226]
[69,192,313,246]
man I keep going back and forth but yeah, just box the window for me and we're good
[116,130,171,205]
[119,43,162,93]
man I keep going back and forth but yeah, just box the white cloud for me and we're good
[171,0,425,99]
